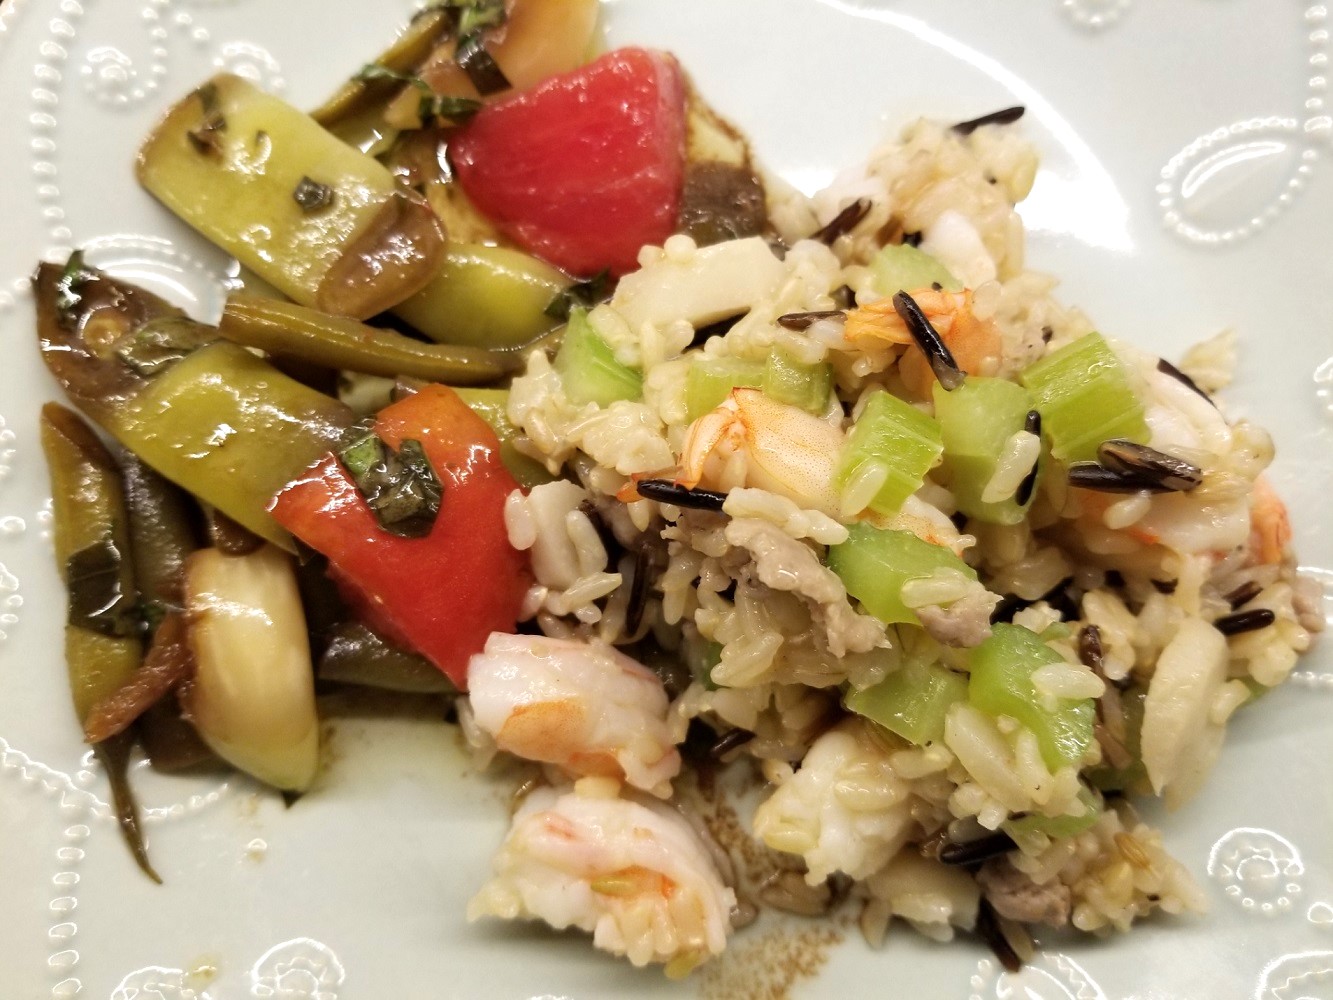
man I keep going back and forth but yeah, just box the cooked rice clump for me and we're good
[466,117,1321,966]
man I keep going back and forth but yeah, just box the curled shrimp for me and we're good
[469,781,736,971]
[673,388,846,518]
[844,288,1001,399]
[467,633,681,798]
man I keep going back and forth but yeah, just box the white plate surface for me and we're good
[1,1,1331,997]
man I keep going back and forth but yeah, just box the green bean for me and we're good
[219,293,522,384]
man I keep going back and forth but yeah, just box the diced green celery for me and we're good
[834,391,943,516]
[827,523,977,627]
[451,388,554,489]
[968,624,1095,771]
[681,634,722,691]
[685,356,764,421]
[1003,785,1103,840]
[933,377,1037,526]
[763,349,833,415]
[870,244,962,296]
[1019,332,1149,464]
[553,308,643,407]
[846,661,968,745]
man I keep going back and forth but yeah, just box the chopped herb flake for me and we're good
[293,176,335,212]
[338,431,443,538]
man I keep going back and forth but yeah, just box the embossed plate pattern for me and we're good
[1,2,1330,997]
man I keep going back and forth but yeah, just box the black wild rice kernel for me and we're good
[938,830,1016,867]
[1226,580,1264,609]
[624,544,653,636]
[1066,463,1174,494]
[1156,357,1215,406]
[1077,624,1104,672]
[710,728,756,757]
[1097,439,1203,492]
[1214,608,1277,636]
[1151,578,1178,595]
[952,105,1026,136]
[635,478,728,512]
[811,198,872,244]
[975,899,1024,973]
[892,290,965,390]
[776,309,845,331]
[1023,409,1042,437]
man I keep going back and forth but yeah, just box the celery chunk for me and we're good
[846,661,968,745]
[1003,785,1103,840]
[553,308,643,407]
[834,391,943,517]
[828,523,977,627]
[684,349,833,422]
[763,348,833,414]
[685,357,764,421]
[968,624,1095,771]
[933,377,1037,525]
[1019,332,1149,464]
[871,244,961,296]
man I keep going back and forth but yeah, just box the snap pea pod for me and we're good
[219,293,523,384]
[138,74,445,319]
[39,403,159,882]
[35,260,356,550]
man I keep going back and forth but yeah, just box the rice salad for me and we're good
[462,115,1322,971]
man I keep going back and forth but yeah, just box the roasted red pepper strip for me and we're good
[270,384,529,688]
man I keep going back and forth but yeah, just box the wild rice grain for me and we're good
[776,309,846,331]
[1214,608,1276,636]
[1156,357,1215,405]
[938,830,1017,867]
[952,105,1026,136]
[1226,580,1264,609]
[1097,440,1203,492]
[811,198,872,244]
[636,479,728,511]
[892,291,965,390]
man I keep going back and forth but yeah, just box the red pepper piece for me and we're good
[271,385,529,688]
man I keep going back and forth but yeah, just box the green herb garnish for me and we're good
[66,535,140,638]
[293,176,335,213]
[354,64,483,124]
[338,430,443,538]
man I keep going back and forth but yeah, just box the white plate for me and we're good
[1,1,1331,997]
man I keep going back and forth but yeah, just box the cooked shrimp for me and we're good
[467,634,681,798]
[843,288,1002,399]
[1248,476,1291,565]
[675,388,846,518]
[468,781,736,971]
